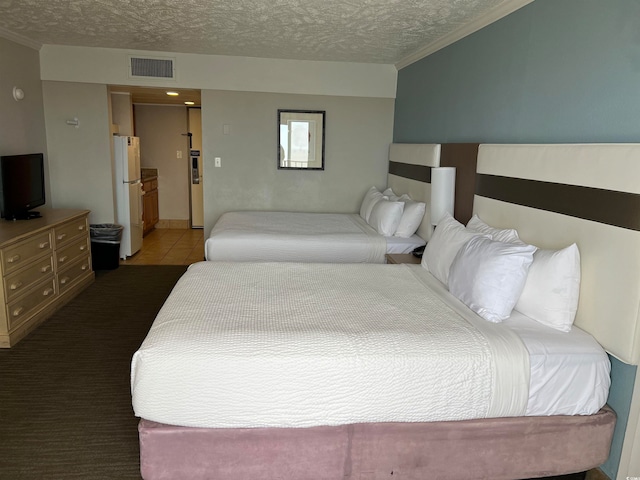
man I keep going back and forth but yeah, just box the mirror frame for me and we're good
[277,109,326,170]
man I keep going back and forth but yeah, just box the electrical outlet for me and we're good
[177,150,182,159]
[215,157,221,167]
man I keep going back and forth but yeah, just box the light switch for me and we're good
[177,150,183,159]
[215,157,221,167]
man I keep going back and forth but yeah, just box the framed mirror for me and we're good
[278,109,325,170]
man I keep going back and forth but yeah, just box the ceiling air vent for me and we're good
[129,56,175,79]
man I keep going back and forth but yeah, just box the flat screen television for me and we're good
[0,153,45,220]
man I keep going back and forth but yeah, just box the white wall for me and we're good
[39,45,397,98]
[201,90,395,234]
[110,92,134,136]
[42,81,115,224]
[134,105,190,221]
[0,37,50,207]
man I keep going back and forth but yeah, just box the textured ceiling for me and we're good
[0,0,522,64]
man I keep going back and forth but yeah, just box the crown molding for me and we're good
[0,26,42,50]
[395,0,534,70]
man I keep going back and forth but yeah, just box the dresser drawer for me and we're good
[58,255,92,295]
[4,255,54,303]
[1,231,53,274]
[6,277,56,331]
[56,236,90,269]
[54,217,88,246]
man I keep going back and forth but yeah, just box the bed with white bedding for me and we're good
[132,143,640,480]
[204,143,443,263]
[204,211,424,263]
[131,262,608,429]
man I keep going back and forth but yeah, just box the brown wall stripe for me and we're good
[476,174,640,231]
[388,161,431,183]
[441,143,479,225]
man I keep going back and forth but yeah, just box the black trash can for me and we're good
[90,224,124,270]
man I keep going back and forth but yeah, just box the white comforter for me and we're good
[131,262,530,428]
[204,211,388,263]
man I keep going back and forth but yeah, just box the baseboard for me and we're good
[156,219,189,229]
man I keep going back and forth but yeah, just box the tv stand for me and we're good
[0,209,94,347]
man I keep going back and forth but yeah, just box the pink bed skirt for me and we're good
[139,406,615,480]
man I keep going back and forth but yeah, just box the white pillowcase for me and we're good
[514,243,581,332]
[422,213,484,285]
[367,199,405,236]
[448,236,537,323]
[359,187,385,222]
[466,215,522,244]
[394,194,426,238]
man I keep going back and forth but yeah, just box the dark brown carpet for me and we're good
[0,265,187,480]
[0,265,597,480]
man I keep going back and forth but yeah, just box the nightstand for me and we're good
[385,253,422,265]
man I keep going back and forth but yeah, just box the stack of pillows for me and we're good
[359,186,426,238]
[423,212,581,333]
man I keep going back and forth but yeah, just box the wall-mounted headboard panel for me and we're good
[474,144,640,365]
[387,143,441,240]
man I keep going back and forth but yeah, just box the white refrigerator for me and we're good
[114,136,143,259]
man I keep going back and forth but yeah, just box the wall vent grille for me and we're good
[129,57,175,79]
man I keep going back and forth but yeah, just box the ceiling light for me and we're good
[184,101,195,105]
[166,91,179,96]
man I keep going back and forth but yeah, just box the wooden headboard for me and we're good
[474,144,640,365]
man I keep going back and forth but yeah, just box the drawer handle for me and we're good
[78,225,85,231]
[43,287,54,296]
[57,233,67,240]
[41,265,51,273]
[80,245,86,251]
[12,306,24,317]
[81,264,88,271]
[59,255,68,263]
[60,277,70,285]
[7,254,20,263]
[10,281,23,290]
[39,241,49,249]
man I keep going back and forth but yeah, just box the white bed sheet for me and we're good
[422,270,611,417]
[385,233,425,254]
[204,211,400,263]
[131,262,530,429]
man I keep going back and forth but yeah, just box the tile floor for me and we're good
[120,228,205,265]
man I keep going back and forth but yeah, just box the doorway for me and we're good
[188,107,204,229]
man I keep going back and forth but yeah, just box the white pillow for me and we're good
[394,197,426,238]
[359,187,385,222]
[514,243,581,332]
[466,215,522,244]
[382,187,395,197]
[368,199,404,236]
[448,236,537,323]
[422,212,484,285]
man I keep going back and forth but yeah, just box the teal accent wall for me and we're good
[394,1,640,478]
[604,357,637,477]
[394,0,640,143]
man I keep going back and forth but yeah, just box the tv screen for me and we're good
[0,153,45,220]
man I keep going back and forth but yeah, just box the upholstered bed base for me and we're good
[138,406,615,480]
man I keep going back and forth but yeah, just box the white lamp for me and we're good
[430,167,456,226]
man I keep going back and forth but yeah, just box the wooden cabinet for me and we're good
[142,177,159,236]
[0,209,94,347]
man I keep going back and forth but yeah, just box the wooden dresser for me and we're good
[0,209,94,347]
